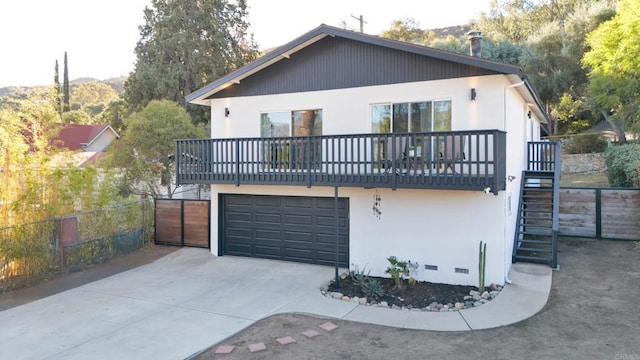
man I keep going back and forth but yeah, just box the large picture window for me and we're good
[371,100,451,134]
[260,109,323,169]
[371,100,452,163]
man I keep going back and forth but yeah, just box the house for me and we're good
[51,124,120,167]
[177,25,560,286]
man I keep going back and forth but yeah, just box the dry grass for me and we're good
[560,171,609,187]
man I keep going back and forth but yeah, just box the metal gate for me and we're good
[155,199,210,248]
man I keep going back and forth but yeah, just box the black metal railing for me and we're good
[176,130,507,193]
[527,141,558,171]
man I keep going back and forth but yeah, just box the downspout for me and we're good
[503,80,525,285]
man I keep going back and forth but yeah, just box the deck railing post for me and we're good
[235,140,240,187]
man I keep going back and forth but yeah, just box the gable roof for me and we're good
[52,124,120,151]
[187,24,548,122]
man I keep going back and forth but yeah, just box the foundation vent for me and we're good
[424,264,438,271]
[455,267,469,274]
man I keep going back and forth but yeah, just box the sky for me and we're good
[0,0,491,88]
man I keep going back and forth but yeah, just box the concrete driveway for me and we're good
[0,248,338,360]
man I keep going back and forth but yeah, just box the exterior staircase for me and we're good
[512,142,561,268]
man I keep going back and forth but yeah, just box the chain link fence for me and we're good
[0,200,154,292]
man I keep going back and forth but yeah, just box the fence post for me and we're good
[55,219,64,275]
[595,188,602,239]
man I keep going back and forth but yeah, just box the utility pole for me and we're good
[350,14,366,33]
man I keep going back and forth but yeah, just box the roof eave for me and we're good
[186,24,527,105]
[186,27,333,105]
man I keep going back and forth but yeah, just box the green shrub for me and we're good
[385,256,414,290]
[564,134,608,154]
[605,144,640,187]
[361,278,385,299]
[350,266,371,287]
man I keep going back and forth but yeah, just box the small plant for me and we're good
[361,278,385,299]
[478,241,487,293]
[350,265,371,287]
[385,256,412,290]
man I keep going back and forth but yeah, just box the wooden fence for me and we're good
[559,187,640,240]
[155,199,210,248]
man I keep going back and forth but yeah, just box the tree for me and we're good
[53,60,61,115]
[519,1,615,134]
[98,99,128,134]
[583,0,640,143]
[0,97,61,225]
[123,0,259,125]
[63,51,70,113]
[380,18,430,44]
[61,109,92,124]
[105,100,206,198]
[70,82,120,118]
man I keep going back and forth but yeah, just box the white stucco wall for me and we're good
[210,184,506,286]
[209,75,512,137]
[204,74,539,286]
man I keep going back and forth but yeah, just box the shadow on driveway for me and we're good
[192,238,640,360]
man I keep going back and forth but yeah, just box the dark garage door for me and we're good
[222,194,349,267]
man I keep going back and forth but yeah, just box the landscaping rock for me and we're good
[331,292,343,299]
[341,296,350,301]
[472,294,482,301]
[358,297,367,305]
[481,291,491,300]
[455,302,465,310]
[469,290,480,296]
[392,304,402,310]
[490,291,500,299]
[380,301,389,308]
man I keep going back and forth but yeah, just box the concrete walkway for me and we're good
[0,248,552,360]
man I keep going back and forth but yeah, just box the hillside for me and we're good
[430,24,473,39]
[0,76,127,98]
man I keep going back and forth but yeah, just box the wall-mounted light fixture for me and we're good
[508,175,517,182]
[225,107,230,117]
[471,88,477,101]
[527,110,531,119]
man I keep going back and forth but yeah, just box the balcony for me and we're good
[175,130,507,194]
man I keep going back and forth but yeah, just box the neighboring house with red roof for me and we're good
[51,124,120,168]
[52,124,120,152]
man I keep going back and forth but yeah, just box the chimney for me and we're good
[468,30,482,58]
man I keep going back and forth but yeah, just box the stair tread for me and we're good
[516,238,553,244]
[524,170,555,176]
[514,255,553,263]
[516,247,553,253]
[518,231,553,236]
[517,224,552,229]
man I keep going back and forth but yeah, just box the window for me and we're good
[260,110,322,137]
[371,100,452,163]
[371,100,451,134]
[260,109,322,169]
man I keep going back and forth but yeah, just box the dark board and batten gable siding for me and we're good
[208,36,499,99]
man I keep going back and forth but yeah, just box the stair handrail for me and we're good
[551,141,561,268]
[511,172,527,263]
